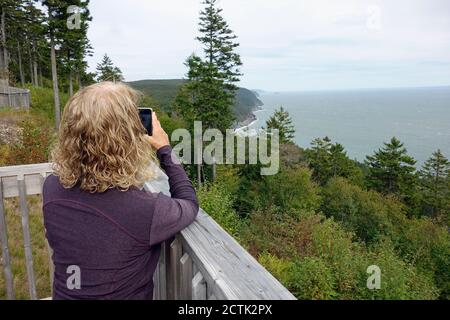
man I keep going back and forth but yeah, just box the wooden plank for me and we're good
[0,163,52,198]
[0,163,53,178]
[165,239,174,300]
[18,178,37,300]
[167,236,182,300]
[180,209,296,300]
[153,262,160,300]
[39,173,54,294]
[193,262,199,277]
[0,180,14,300]
[192,272,206,300]
[158,242,167,300]
[180,253,193,300]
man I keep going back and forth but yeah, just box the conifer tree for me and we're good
[265,106,295,144]
[366,137,419,214]
[419,149,450,218]
[42,0,68,128]
[22,0,46,86]
[0,0,23,86]
[96,53,123,82]
[305,137,363,185]
[176,0,242,182]
[63,0,92,94]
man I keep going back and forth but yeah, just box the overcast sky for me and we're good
[86,0,450,91]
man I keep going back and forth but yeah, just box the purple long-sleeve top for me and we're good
[43,145,199,300]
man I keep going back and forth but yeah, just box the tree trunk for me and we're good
[33,60,38,87]
[38,66,43,87]
[77,71,82,89]
[0,7,9,87]
[69,69,73,96]
[32,43,38,86]
[17,43,25,86]
[50,37,61,129]
[29,46,34,85]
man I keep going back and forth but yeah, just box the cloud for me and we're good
[86,0,450,91]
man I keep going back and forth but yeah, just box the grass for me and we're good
[0,196,52,300]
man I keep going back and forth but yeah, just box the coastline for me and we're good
[234,105,263,132]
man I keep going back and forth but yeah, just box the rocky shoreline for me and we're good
[236,105,263,129]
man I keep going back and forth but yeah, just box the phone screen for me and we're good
[138,108,153,136]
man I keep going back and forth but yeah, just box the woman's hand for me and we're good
[146,112,170,151]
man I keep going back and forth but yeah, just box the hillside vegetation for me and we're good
[128,79,263,123]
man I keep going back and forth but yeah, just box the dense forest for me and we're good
[0,0,449,300]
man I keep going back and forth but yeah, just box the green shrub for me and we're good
[262,166,321,217]
[396,217,450,299]
[0,144,10,166]
[239,207,300,258]
[258,252,293,285]
[197,182,242,238]
[357,241,439,300]
[26,85,69,121]
[7,117,55,165]
[321,177,407,243]
[308,216,367,299]
[288,256,337,300]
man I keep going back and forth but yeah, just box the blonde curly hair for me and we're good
[51,81,157,193]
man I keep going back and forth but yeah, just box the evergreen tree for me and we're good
[419,150,450,219]
[42,0,69,128]
[305,137,363,185]
[265,106,295,144]
[365,137,419,213]
[61,0,92,95]
[21,0,46,86]
[197,0,242,107]
[96,53,123,82]
[305,137,332,184]
[176,0,242,182]
[0,0,24,86]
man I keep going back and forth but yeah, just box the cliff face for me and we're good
[128,79,263,123]
[233,87,263,124]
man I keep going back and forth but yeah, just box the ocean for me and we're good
[249,86,450,166]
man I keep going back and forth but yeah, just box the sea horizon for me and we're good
[249,86,450,167]
[254,84,450,95]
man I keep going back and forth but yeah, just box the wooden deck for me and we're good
[0,163,295,300]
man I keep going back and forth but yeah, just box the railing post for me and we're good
[157,242,167,300]
[39,173,54,295]
[153,242,168,300]
[166,236,182,300]
[192,272,206,300]
[180,253,193,300]
[18,176,37,300]
[0,179,14,300]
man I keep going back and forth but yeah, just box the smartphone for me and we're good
[138,107,153,136]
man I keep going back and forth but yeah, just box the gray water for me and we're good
[251,87,450,166]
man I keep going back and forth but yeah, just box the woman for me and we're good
[43,81,199,300]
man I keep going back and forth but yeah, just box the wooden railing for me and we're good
[0,163,296,300]
[0,86,30,109]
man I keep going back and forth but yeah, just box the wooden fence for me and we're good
[0,86,30,109]
[0,163,296,300]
